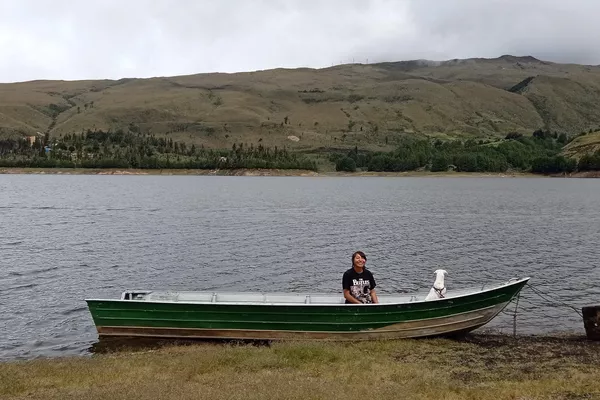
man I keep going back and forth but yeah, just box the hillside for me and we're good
[2,55,600,151]
[561,131,600,159]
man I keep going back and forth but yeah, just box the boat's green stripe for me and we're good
[93,303,500,328]
[90,293,507,323]
[87,281,525,333]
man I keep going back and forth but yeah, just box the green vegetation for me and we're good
[1,335,598,400]
[1,128,598,175]
[332,130,600,174]
[577,152,600,171]
[335,156,356,172]
[0,129,317,171]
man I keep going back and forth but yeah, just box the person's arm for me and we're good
[343,289,362,304]
[369,272,379,304]
[370,289,379,304]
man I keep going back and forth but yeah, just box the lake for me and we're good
[1,174,599,361]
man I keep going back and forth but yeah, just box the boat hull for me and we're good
[95,302,508,340]
[86,278,528,340]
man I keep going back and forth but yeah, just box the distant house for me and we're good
[26,132,44,146]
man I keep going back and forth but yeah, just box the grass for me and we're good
[1,335,599,400]
[2,55,600,151]
[562,131,600,159]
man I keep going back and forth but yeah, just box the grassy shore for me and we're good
[1,334,599,400]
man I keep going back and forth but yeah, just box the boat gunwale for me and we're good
[85,277,530,307]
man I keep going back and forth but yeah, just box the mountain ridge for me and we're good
[2,55,600,151]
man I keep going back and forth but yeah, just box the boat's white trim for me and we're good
[85,277,529,307]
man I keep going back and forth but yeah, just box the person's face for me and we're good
[353,254,366,268]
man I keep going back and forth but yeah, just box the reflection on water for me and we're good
[1,175,599,361]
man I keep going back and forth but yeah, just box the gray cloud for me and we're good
[1,0,599,83]
[400,0,600,64]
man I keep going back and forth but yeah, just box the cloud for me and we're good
[400,0,600,63]
[1,0,599,83]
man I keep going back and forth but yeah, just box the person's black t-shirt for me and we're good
[342,268,376,304]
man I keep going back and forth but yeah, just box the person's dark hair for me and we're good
[352,251,367,265]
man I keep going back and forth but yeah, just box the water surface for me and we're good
[1,175,598,361]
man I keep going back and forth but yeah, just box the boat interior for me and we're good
[116,279,523,305]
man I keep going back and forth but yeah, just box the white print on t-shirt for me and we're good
[350,278,372,304]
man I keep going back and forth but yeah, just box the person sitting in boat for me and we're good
[342,251,379,304]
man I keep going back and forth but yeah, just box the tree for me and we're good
[454,154,478,172]
[368,155,392,172]
[430,154,449,172]
[336,157,356,172]
[533,129,544,138]
[505,132,522,140]
[578,154,600,171]
[557,133,568,144]
[531,156,576,174]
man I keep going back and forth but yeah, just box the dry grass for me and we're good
[562,131,600,159]
[1,335,599,400]
[2,56,600,151]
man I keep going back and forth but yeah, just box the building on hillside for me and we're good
[26,132,44,146]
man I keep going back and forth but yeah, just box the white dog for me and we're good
[424,269,447,300]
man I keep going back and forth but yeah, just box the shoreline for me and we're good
[2,167,597,178]
[86,331,596,357]
[1,333,599,399]
[2,331,592,364]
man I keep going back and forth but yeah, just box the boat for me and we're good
[85,277,530,341]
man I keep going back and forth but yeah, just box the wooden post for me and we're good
[582,305,600,340]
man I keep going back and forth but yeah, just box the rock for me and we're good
[582,305,600,340]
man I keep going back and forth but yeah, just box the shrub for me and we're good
[336,157,356,172]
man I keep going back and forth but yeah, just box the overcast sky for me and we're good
[1,0,599,83]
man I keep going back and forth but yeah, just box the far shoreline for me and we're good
[1,167,598,178]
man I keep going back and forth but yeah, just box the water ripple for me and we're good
[3,240,24,246]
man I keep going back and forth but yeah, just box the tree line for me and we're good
[332,130,600,174]
[0,128,598,174]
[0,129,317,171]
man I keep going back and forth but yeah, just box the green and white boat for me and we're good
[86,277,529,340]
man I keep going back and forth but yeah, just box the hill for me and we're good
[561,131,600,159]
[2,55,600,151]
